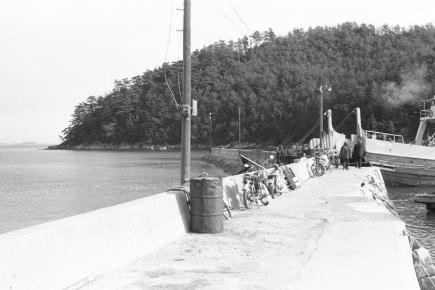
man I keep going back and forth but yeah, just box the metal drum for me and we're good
[190,177,223,233]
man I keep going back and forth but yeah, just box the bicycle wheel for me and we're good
[243,189,253,209]
[223,201,232,219]
[260,197,269,206]
[324,158,331,170]
[268,183,275,199]
[260,184,270,205]
[307,161,315,177]
[311,163,318,176]
[316,163,325,176]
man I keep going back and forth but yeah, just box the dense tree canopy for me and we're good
[61,23,435,147]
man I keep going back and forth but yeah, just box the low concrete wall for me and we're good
[287,157,312,182]
[360,169,426,289]
[0,191,190,290]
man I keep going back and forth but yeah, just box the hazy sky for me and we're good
[1,0,434,144]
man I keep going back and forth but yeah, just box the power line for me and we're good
[227,0,252,34]
[164,0,174,64]
[163,0,180,111]
[177,30,183,102]
[208,0,244,33]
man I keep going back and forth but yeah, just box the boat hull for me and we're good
[379,167,435,187]
[365,151,435,168]
[363,138,435,187]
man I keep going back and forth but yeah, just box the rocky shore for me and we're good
[47,143,209,151]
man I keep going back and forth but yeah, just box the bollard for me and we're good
[190,177,223,233]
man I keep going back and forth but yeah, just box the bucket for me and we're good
[190,177,223,233]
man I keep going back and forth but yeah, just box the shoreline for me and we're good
[46,143,209,151]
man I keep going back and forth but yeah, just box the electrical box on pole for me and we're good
[191,99,198,116]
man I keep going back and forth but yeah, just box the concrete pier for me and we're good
[78,168,419,290]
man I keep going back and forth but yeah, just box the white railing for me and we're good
[362,130,404,143]
[420,109,433,119]
[428,133,435,147]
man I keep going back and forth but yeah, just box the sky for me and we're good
[0,0,434,144]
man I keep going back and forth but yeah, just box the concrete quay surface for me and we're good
[79,167,419,290]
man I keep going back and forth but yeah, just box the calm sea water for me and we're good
[0,148,225,234]
[388,186,435,259]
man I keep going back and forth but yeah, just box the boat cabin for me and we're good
[415,96,435,145]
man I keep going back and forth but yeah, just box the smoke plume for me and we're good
[381,66,431,106]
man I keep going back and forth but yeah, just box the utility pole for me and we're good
[319,85,331,150]
[209,112,212,153]
[180,0,191,186]
[238,105,241,148]
[319,86,324,150]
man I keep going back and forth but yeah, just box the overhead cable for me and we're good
[163,0,180,111]
[208,0,244,33]
[227,0,252,34]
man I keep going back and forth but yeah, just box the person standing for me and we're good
[340,141,351,170]
[353,140,365,169]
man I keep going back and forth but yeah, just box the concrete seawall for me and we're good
[0,191,190,290]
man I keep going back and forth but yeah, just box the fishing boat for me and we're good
[356,97,435,186]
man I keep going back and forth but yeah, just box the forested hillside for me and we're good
[60,23,435,147]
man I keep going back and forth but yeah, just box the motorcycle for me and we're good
[242,171,270,209]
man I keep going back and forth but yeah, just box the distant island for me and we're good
[58,23,435,149]
[0,142,53,149]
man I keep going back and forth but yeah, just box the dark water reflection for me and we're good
[388,186,435,259]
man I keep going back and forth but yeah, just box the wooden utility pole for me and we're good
[209,112,212,152]
[180,0,191,185]
[319,85,331,150]
[319,86,324,150]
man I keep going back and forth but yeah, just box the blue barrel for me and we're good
[190,177,223,233]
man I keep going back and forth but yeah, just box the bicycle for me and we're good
[329,152,340,168]
[311,154,326,177]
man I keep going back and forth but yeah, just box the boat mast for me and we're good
[181,0,191,185]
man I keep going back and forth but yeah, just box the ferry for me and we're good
[356,97,435,186]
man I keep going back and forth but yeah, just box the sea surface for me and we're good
[0,148,225,234]
[388,186,435,259]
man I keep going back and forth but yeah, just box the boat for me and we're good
[377,164,435,186]
[356,96,435,186]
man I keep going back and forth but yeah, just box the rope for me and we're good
[403,230,435,288]
[296,114,328,145]
[334,108,355,132]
